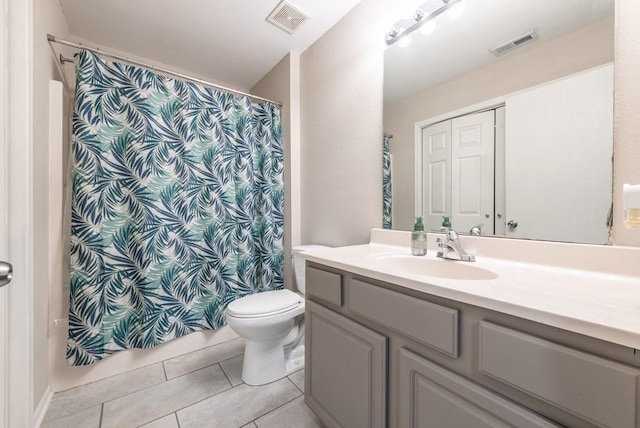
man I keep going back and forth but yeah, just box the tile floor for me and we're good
[42,337,323,428]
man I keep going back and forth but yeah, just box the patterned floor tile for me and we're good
[101,364,231,428]
[163,338,244,380]
[41,405,102,428]
[44,364,165,422]
[287,369,305,392]
[139,413,180,428]
[177,378,301,428]
[219,355,244,386]
[254,396,323,428]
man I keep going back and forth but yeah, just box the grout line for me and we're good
[169,380,238,418]
[100,362,230,408]
[43,403,104,425]
[286,373,304,395]
[219,362,234,386]
[174,412,181,428]
[138,413,178,427]
[217,350,245,365]
[164,355,243,382]
[251,393,303,424]
[162,361,168,381]
[104,379,235,428]
[162,338,245,380]
[99,403,104,427]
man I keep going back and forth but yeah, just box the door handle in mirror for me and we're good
[0,261,13,288]
[507,220,518,230]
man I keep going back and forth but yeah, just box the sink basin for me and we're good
[370,254,498,280]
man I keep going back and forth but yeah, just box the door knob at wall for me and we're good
[507,220,518,230]
[0,261,13,288]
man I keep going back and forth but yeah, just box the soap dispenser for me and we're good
[441,216,451,231]
[411,217,427,256]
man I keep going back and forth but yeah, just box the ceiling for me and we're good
[58,0,363,91]
[384,0,614,103]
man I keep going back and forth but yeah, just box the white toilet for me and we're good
[225,245,330,386]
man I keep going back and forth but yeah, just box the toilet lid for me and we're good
[227,289,302,318]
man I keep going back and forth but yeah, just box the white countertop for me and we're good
[301,242,640,350]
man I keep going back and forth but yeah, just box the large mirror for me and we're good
[383,0,614,244]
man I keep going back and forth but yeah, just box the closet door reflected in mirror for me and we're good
[420,110,496,234]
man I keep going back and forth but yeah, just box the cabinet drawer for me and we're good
[399,348,558,428]
[306,267,343,307]
[349,279,458,358]
[479,322,640,428]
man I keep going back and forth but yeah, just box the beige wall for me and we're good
[251,53,298,290]
[613,0,640,246]
[32,0,72,408]
[385,18,614,231]
[300,0,384,247]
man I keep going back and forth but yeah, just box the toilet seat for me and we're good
[227,289,302,319]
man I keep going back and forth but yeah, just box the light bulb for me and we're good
[397,35,412,48]
[399,5,417,20]
[420,20,437,35]
[447,0,466,20]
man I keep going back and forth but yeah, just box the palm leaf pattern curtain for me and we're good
[383,135,392,229]
[68,50,284,366]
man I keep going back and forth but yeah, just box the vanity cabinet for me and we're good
[305,262,640,428]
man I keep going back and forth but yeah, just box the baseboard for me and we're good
[33,385,53,428]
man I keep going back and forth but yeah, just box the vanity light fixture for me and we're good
[385,0,464,47]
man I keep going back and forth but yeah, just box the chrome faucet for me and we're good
[469,224,483,236]
[436,229,476,262]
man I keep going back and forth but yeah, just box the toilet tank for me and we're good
[292,245,331,295]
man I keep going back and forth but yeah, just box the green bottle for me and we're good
[411,217,427,256]
[441,216,451,230]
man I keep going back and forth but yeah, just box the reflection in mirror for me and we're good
[383,0,614,244]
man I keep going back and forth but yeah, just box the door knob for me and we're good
[507,220,518,230]
[0,261,12,288]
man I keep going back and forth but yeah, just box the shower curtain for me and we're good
[383,135,392,229]
[68,50,284,366]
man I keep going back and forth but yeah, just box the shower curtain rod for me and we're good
[47,34,283,107]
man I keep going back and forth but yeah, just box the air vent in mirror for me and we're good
[490,30,539,57]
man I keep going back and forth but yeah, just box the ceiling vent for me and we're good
[266,1,310,34]
[490,30,540,57]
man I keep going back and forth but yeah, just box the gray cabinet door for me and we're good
[305,300,387,428]
[399,348,559,428]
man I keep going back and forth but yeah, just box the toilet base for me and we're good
[241,339,287,386]
[241,341,305,386]
[285,344,305,375]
